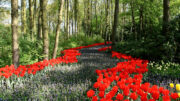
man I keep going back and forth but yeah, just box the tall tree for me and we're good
[33,0,37,35]
[83,0,91,36]
[52,0,64,59]
[29,0,34,40]
[139,4,144,37]
[162,0,170,37]
[100,6,104,37]
[90,0,93,36]
[94,0,97,32]
[11,0,19,68]
[64,0,66,35]
[69,0,73,35]
[40,0,49,60]
[83,0,87,36]
[121,3,126,41]
[66,0,69,38]
[104,0,110,41]
[74,0,78,35]
[130,0,136,40]
[112,0,119,48]
[21,0,27,36]
[37,1,42,39]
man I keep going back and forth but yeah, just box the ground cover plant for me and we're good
[87,46,180,101]
[0,43,179,101]
[1,0,180,100]
[0,42,112,100]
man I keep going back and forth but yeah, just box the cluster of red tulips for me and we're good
[87,47,179,101]
[0,49,81,79]
[98,46,112,52]
[67,42,112,50]
[0,42,111,79]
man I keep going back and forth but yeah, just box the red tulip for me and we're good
[100,98,106,101]
[162,89,170,96]
[99,91,105,98]
[99,84,107,91]
[152,91,160,100]
[93,82,100,88]
[158,87,164,93]
[92,96,98,101]
[148,99,156,101]
[141,95,148,101]
[170,93,179,100]
[162,95,170,101]
[20,71,26,77]
[3,73,10,78]
[130,92,138,100]
[95,70,101,75]
[87,89,95,98]
[137,89,144,96]
[112,86,118,93]
[123,88,130,96]
[116,93,123,100]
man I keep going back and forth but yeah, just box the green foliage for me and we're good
[115,13,180,62]
[114,40,161,61]
[19,39,44,65]
[0,24,12,67]
[0,25,104,68]
[148,61,180,78]
[59,32,104,50]
[169,14,180,62]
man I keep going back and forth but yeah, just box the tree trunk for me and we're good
[90,0,93,36]
[117,3,121,42]
[130,0,136,40]
[95,0,97,33]
[53,0,64,59]
[64,0,66,35]
[110,0,114,41]
[121,3,126,42]
[108,0,112,41]
[40,0,49,60]
[83,0,87,36]
[11,0,19,68]
[87,0,90,36]
[38,6,42,39]
[112,0,119,48]
[33,0,37,35]
[70,0,73,35]
[69,15,71,35]
[139,5,143,38]
[72,18,74,35]
[100,8,103,38]
[21,0,27,36]
[104,0,109,42]
[74,0,77,34]
[29,0,34,40]
[66,0,69,38]
[162,0,170,37]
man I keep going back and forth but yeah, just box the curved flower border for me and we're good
[87,46,180,101]
[0,42,111,79]
[0,42,179,101]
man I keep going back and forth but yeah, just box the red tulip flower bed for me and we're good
[87,47,179,101]
[0,42,111,79]
[0,50,81,78]
[0,42,179,100]
[98,46,112,52]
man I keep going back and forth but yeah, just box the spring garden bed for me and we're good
[0,42,179,101]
